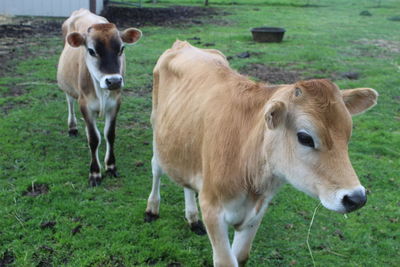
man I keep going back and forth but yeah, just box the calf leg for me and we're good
[80,104,102,186]
[104,104,120,177]
[200,194,238,267]
[66,94,78,136]
[232,218,263,267]
[184,188,206,235]
[145,154,162,222]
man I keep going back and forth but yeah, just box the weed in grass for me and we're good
[306,203,321,267]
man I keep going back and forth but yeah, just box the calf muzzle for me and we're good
[341,190,367,213]
[105,76,123,90]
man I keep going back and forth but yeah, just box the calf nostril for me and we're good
[342,192,367,213]
[105,77,122,89]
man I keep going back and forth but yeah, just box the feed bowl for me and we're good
[251,27,286,43]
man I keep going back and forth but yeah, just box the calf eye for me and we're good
[297,132,315,148]
[119,46,125,56]
[88,48,96,57]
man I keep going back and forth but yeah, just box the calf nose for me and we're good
[105,77,122,90]
[342,191,367,213]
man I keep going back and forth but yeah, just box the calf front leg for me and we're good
[184,188,206,235]
[145,154,162,222]
[66,94,78,136]
[80,104,102,186]
[200,193,238,267]
[232,218,263,266]
[104,103,120,177]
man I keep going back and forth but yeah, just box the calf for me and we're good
[146,41,378,266]
[57,9,141,186]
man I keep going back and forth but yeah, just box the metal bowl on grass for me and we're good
[251,27,286,43]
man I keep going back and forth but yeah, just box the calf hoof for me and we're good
[89,173,102,187]
[144,211,159,222]
[190,220,207,236]
[238,259,249,267]
[105,168,119,178]
[68,129,78,137]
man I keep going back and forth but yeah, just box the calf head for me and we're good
[67,23,142,90]
[265,79,378,213]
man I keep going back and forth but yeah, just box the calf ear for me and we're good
[265,101,287,129]
[121,28,142,44]
[341,88,378,115]
[67,32,85,47]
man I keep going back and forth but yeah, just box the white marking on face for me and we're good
[85,42,104,84]
[100,74,124,89]
[320,185,366,213]
[84,40,124,89]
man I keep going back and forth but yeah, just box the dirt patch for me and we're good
[388,15,400,21]
[123,84,152,98]
[32,245,55,267]
[101,5,222,28]
[40,221,56,230]
[0,17,61,38]
[71,224,82,235]
[167,262,182,267]
[1,84,27,97]
[22,183,49,197]
[97,255,125,267]
[0,250,15,267]
[240,63,301,84]
[339,71,360,80]
[1,100,31,115]
[353,39,400,54]
[0,16,63,78]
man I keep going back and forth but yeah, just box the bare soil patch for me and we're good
[0,250,15,267]
[1,84,27,97]
[101,5,223,28]
[71,224,82,235]
[0,16,63,77]
[240,63,340,84]
[1,100,31,115]
[353,39,400,56]
[240,63,301,84]
[22,183,49,197]
[32,245,55,267]
[40,221,56,230]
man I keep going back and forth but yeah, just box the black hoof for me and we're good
[68,129,78,137]
[190,220,207,235]
[105,168,119,178]
[89,175,102,187]
[144,211,159,222]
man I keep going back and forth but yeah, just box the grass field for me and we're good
[1,0,399,266]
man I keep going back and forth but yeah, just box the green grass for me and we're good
[1,0,400,266]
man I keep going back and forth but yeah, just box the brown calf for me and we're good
[57,9,141,186]
[146,41,378,266]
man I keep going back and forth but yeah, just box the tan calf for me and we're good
[145,41,378,266]
[57,9,141,186]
